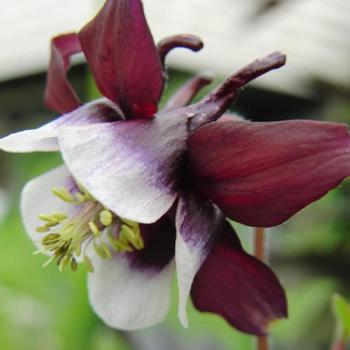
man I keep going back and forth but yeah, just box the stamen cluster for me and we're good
[35,183,144,272]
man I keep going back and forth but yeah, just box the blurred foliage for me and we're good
[0,69,350,350]
[332,294,350,347]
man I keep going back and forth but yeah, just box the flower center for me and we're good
[35,183,144,273]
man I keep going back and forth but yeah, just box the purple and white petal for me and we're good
[59,112,188,223]
[175,194,225,327]
[0,99,122,153]
[20,165,76,249]
[88,215,176,330]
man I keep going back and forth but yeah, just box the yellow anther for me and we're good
[131,224,144,249]
[107,232,122,252]
[76,182,95,202]
[93,241,106,259]
[76,182,87,194]
[38,214,56,223]
[74,242,81,257]
[50,212,68,221]
[42,233,60,243]
[75,192,88,203]
[100,210,113,226]
[114,238,133,252]
[44,221,59,228]
[89,221,101,237]
[121,218,138,228]
[120,224,143,250]
[70,258,78,272]
[101,242,112,259]
[52,187,74,203]
[36,226,49,233]
[59,256,70,272]
[120,224,136,240]
[136,235,144,249]
[84,255,94,273]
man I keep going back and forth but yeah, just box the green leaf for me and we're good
[332,293,350,341]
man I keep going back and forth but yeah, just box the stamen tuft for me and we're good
[36,182,145,273]
[52,187,74,202]
[84,255,94,273]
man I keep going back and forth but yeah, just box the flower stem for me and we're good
[254,227,265,261]
[257,336,269,350]
[254,227,269,350]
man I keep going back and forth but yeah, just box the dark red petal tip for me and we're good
[163,72,213,112]
[189,119,350,227]
[192,252,287,335]
[79,0,164,119]
[189,52,286,129]
[44,33,82,114]
[157,34,204,66]
[191,223,287,335]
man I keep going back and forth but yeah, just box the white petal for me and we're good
[175,195,224,327]
[88,255,175,330]
[175,234,197,328]
[0,129,59,152]
[0,98,122,153]
[59,113,187,223]
[20,165,75,249]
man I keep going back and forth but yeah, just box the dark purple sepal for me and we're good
[126,215,176,271]
[187,52,286,130]
[44,33,82,113]
[163,72,213,112]
[157,34,204,66]
[191,222,287,335]
[79,0,164,119]
[188,119,350,227]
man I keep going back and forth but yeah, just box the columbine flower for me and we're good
[2,0,350,336]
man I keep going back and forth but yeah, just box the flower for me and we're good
[2,0,350,336]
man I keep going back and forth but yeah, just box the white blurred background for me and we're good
[0,0,349,97]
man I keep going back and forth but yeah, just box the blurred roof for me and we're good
[0,0,94,80]
[0,0,349,98]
